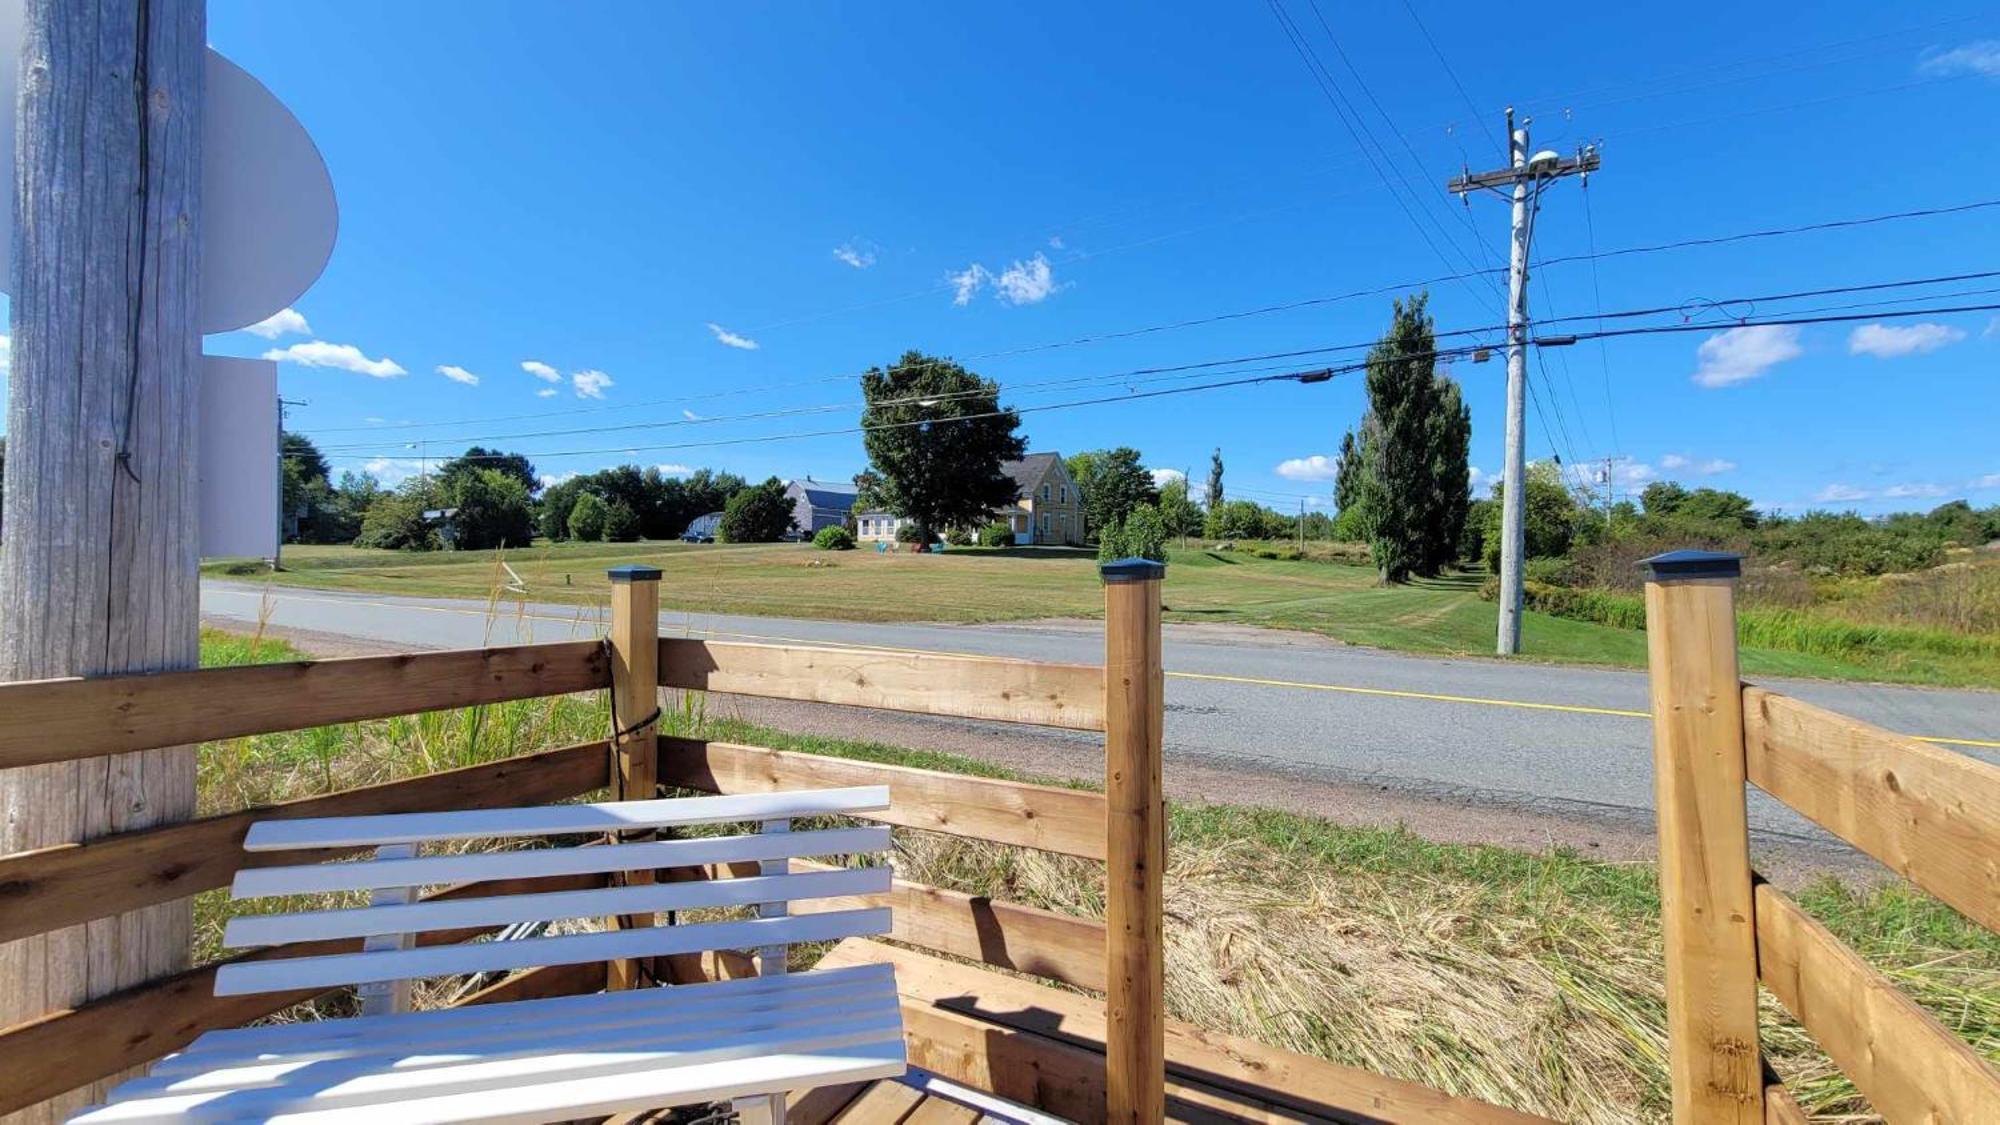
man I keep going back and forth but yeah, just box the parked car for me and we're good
[680,512,723,543]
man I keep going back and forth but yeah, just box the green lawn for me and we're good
[204,541,1996,687]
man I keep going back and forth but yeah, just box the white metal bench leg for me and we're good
[357,843,417,1016]
[733,818,791,1125]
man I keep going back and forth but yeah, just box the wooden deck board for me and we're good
[830,1079,927,1124]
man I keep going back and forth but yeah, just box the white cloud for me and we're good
[655,463,694,476]
[832,242,876,269]
[572,369,613,399]
[1659,453,1737,476]
[706,322,760,350]
[1274,454,1340,481]
[682,409,702,421]
[522,359,561,383]
[1974,473,2000,490]
[263,340,406,378]
[360,457,427,486]
[1692,325,1802,387]
[1048,235,1065,250]
[436,364,480,386]
[1919,40,2000,79]
[1149,467,1185,488]
[538,471,579,488]
[1881,482,1949,499]
[244,307,311,339]
[1847,322,1966,358]
[993,253,1058,305]
[1985,316,2000,338]
[536,387,558,398]
[0,333,11,373]
[948,264,990,306]
[1616,461,1657,486]
[1815,483,1870,503]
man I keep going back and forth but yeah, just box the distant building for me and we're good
[680,511,723,543]
[783,478,860,540]
[851,453,1086,547]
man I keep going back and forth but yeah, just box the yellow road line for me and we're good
[1164,669,1652,719]
[209,585,2000,750]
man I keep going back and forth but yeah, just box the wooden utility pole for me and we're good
[1102,558,1166,1124]
[0,2,204,1119]
[1449,110,1599,656]
[1640,550,1764,1124]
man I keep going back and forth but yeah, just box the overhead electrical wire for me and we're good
[299,300,2000,470]
[311,270,2000,455]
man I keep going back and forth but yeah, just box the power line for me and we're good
[297,299,2000,470]
[1579,180,1622,454]
[1397,0,1501,157]
[309,268,2000,456]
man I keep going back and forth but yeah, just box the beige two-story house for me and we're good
[996,452,1085,546]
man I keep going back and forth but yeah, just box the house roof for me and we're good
[790,477,860,511]
[1000,452,1062,498]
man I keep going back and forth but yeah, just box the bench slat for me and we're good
[122,970,895,1097]
[241,787,891,851]
[214,908,891,995]
[151,965,894,1077]
[226,866,893,947]
[232,826,891,897]
[85,1016,904,1124]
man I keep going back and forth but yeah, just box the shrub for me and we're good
[944,526,973,547]
[603,499,641,542]
[1098,505,1167,563]
[355,490,439,551]
[718,477,796,543]
[895,521,929,544]
[1254,548,1280,560]
[812,526,855,551]
[1524,556,1572,585]
[567,493,609,542]
[446,468,536,550]
[978,522,1014,548]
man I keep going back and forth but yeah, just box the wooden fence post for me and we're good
[606,564,662,991]
[1102,558,1166,1125]
[1641,550,1763,1124]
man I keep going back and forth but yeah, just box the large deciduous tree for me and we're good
[860,351,1025,540]
[1069,447,1158,538]
[719,477,796,542]
[1338,295,1473,583]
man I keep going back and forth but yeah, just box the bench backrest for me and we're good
[214,786,893,998]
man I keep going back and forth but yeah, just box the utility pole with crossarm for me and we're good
[1449,108,1599,655]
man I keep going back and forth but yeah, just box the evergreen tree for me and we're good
[1205,448,1225,510]
[1339,295,1473,583]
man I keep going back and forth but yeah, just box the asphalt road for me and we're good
[202,580,2000,844]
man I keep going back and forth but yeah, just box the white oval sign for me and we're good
[0,2,338,334]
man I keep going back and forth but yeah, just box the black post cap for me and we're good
[1639,549,1741,582]
[1100,557,1167,584]
[606,564,663,583]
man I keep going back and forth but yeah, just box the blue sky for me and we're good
[14,2,2000,516]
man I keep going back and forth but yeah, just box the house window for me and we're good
[1041,484,1050,501]
[1060,485,1067,503]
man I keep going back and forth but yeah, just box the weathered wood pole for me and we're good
[605,564,662,990]
[1641,550,1764,1124]
[1102,557,1166,1125]
[0,2,204,1120]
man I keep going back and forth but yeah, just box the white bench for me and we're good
[74,786,907,1124]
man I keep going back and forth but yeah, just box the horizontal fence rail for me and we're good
[0,640,610,769]
[1754,879,2000,1121]
[0,741,609,945]
[659,638,1106,732]
[658,737,1108,860]
[1743,686,1999,932]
